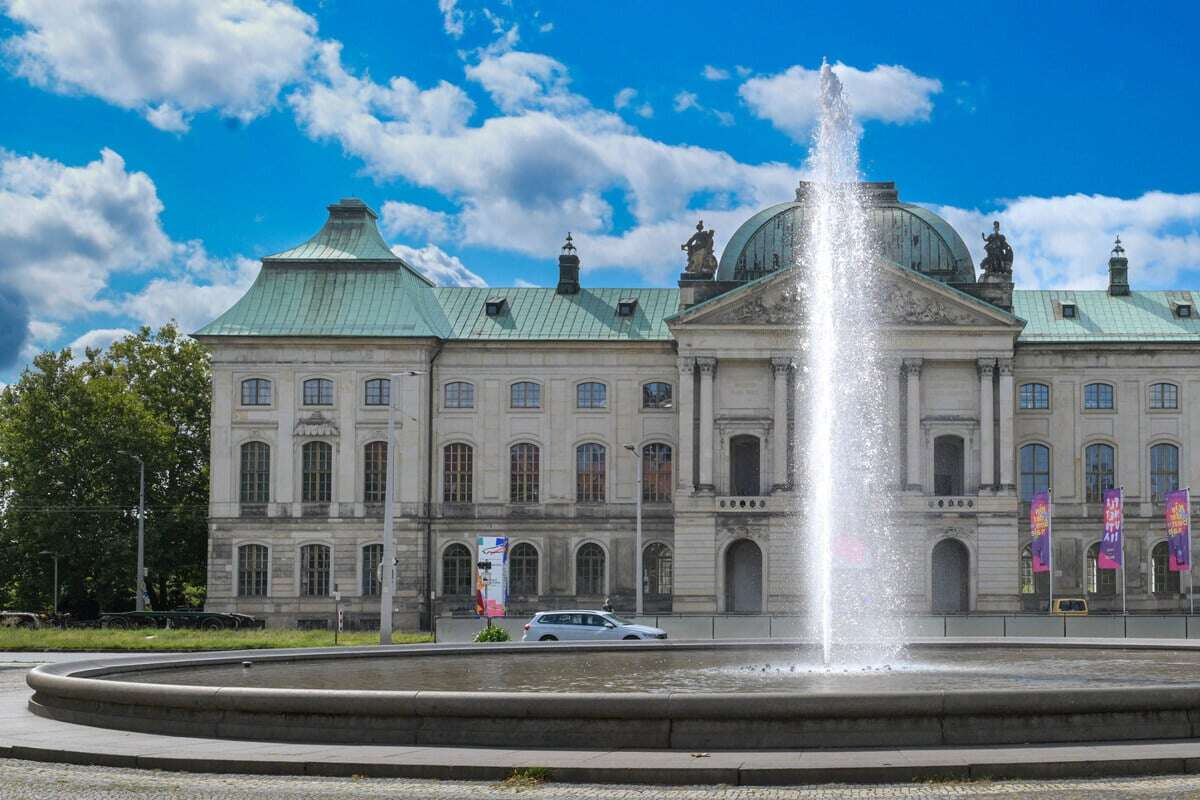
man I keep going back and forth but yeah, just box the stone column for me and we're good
[978,358,995,492]
[771,357,793,492]
[676,358,695,493]
[697,357,716,492]
[998,358,1015,490]
[903,358,923,491]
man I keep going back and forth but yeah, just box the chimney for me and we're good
[1108,236,1130,296]
[556,233,580,295]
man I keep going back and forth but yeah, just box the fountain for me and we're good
[799,62,900,667]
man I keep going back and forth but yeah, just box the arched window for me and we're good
[1150,383,1179,410]
[642,382,672,409]
[1019,443,1050,501]
[441,543,472,596]
[301,442,332,503]
[642,443,672,502]
[1084,443,1115,504]
[362,543,383,596]
[302,378,334,406]
[510,443,540,504]
[510,543,539,595]
[444,381,475,409]
[1019,546,1034,595]
[364,378,390,406]
[240,378,272,406]
[239,442,270,504]
[933,435,964,496]
[1085,542,1116,595]
[1084,382,1114,410]
[511,381,541,408]
[1019,383,1049,410]
[363,441,388,504]
[299,544,330,596]
[237,544,268,597]
[644,543,673,595]
[1152,542,1182,594]
[576,443,606,502]
[443,443,473,503]
[576,382,607,408]
[576,543,605,595]
[1151,443,1180,502]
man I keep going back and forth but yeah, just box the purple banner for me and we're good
[1098,488,1123,569]
[1166,489,1191,572]
[1029,490,1051,573]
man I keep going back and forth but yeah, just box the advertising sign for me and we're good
[475,536,508,618]
[1098,488,1124,569]
[1029,490,1052,573]
[1166,490,1192,572]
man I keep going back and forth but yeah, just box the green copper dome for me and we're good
[716,182,976,284]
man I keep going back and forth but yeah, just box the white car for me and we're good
[521,610,667,641]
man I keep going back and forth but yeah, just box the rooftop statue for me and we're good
[682,220,718,275]
[980,220,1014,278]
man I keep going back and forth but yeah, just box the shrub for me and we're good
[474,625,511,642]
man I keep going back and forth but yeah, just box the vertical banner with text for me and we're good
[1030,490,1052,573]
[1166,490,1192,572]
[1098,488,1124,569]
[476,536,508,618]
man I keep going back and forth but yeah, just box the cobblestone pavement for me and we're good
[5,760,1200,800]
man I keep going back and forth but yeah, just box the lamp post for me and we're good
[38,550,59,617]
[624,444,644,617]
[118,451,147,612]
[381,370,424,645]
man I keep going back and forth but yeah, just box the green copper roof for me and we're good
[264,198,406,264]
[194,264,452,337]
[433,287,678,340]
[1014,290,1200,343]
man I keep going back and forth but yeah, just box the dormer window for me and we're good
[617,298,637,317]
[485,297,507,317]
[1062,303,1077,319]
[1177,303,1193,319]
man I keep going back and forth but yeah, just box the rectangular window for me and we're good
[510,444,540,503]
[237,544,269,597]
[1019,383,1049,410]
[364,379,390,406]
[303,379,334,406]
[643,382,673,409]
[302,442,333,504]
[1084,383,1114,410]
[362,544,383,596]
[239,443,270,505]
[300,544,330,596]
[1150,383,1179,410]
[241,379,272,406]
[443,444,474,503]
[444,382,475,409]
[576,382,607,409]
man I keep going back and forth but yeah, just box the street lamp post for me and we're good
[38,550,58,616]
[119,451,147,612]
[381,371,423,645]
[624,444,643,617]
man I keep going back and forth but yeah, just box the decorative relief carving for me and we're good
[877,283,979,325]
[976,358,995,377]
[294,413,338,437]
[902,358,923,378]
[770,356,794,374]
[998,358,1014,376]
[678,358,695,375]
[696,356,717,375]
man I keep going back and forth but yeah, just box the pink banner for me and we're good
[1098,488,1123,569]
[1166,489,1191,572]
[1030,490,1051,573]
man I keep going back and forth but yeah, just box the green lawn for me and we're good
[0,627,432,652]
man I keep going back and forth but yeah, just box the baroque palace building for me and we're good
[196,184,1200,629]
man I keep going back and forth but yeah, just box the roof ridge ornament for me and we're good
[1111,235,1125,257]
[561,232,576,255]
[980,220,1014,279]
[682,219,717,276]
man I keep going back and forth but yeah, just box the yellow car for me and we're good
[1051,598,1088,615]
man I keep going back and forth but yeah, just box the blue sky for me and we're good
[1,0,1198,382]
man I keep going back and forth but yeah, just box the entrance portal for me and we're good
[724,539,763,613]
[931,538,970,613]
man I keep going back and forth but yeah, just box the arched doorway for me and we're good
[729,435,761,496]
[931,539,969,613]
[724,539,763,613]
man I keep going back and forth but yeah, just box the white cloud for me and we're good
[931,192,1200,290]
[735,65,752,78]
[391,243,486,287]
[4,0,319,131]
[673,90,733,127]
[67,327,133,356]
[513,278,540,288]
[614,87,637,110]
[381,201,457,242]
[673,90,699,112]
[739,61,942,141]
[290,46,799,281]
[438,0,464,38]
[702,65,730,81]
[713,109,734,127]
[538,22,553,33]
[635,102,653,119]
[119,245,259,333]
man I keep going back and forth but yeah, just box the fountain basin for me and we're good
[27,640,1200,750]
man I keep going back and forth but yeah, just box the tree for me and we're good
[0,324,211,615]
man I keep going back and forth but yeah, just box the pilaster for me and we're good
[978,358,996,492]
[771,357,793,491]
[903,358,923,492]
[696,357,716,492]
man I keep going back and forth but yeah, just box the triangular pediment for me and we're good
[668,259,1023,330]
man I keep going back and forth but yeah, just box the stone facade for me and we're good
[197,189,1200,628]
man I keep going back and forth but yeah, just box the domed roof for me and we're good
[715,182,976,284]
